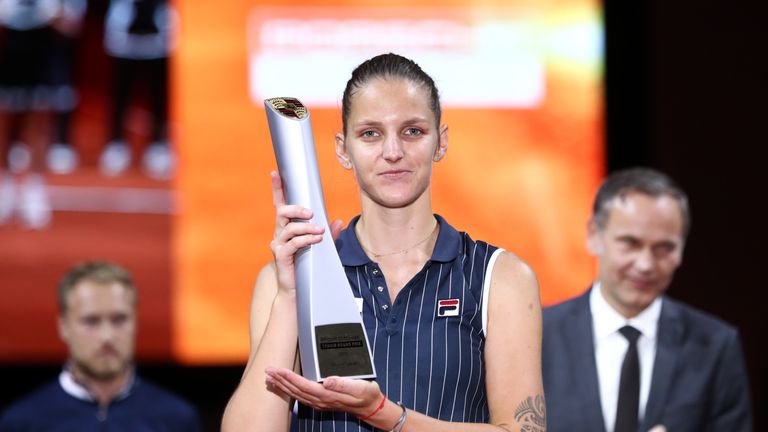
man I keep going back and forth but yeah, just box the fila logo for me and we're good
[437,299,460,317]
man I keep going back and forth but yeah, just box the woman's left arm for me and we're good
[483,251,545,431]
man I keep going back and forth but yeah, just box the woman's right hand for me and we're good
[269,171,326,295]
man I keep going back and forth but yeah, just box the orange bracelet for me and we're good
[357,393,387,421]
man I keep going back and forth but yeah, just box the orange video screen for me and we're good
[0,0,603,364]
[172,0,604,363]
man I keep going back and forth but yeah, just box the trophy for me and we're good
[264,97,376,382]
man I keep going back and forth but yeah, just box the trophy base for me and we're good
[315,323,375,379]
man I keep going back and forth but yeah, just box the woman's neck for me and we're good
[356,195,437,260]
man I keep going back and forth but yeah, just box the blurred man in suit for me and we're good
[542,167,752,432]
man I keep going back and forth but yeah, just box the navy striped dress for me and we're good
[294,214,504,431]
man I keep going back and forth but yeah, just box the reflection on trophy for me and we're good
[264,97,376,382]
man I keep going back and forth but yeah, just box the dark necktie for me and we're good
[615,325,641,432]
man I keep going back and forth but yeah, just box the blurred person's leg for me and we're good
[0,25,53,228]
[100,57,135,176]
[0,36,30,224]
[0,30,19,224]
[2,108,53,229]
[0,112,16,225]
[4,111,30,174]
[47,33,81,175]
[1,28,37,175]
[142,56,174,180]
[18,109,53,230]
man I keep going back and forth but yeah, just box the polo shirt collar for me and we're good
[59,364,136,403]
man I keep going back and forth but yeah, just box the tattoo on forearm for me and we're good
[514,394,546,432]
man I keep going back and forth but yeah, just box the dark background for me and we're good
[2,1,766,430]
[605,0,766,430]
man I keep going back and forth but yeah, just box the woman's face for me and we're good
[336,77,448,209]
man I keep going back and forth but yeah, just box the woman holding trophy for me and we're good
[223,53,545,432]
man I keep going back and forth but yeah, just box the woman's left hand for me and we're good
[265,367,383,416]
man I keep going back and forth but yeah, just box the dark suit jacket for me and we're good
[542,289,752,432]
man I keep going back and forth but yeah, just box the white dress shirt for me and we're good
[590,283,662,432]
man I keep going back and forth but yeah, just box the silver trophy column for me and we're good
[264,97,376,382]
